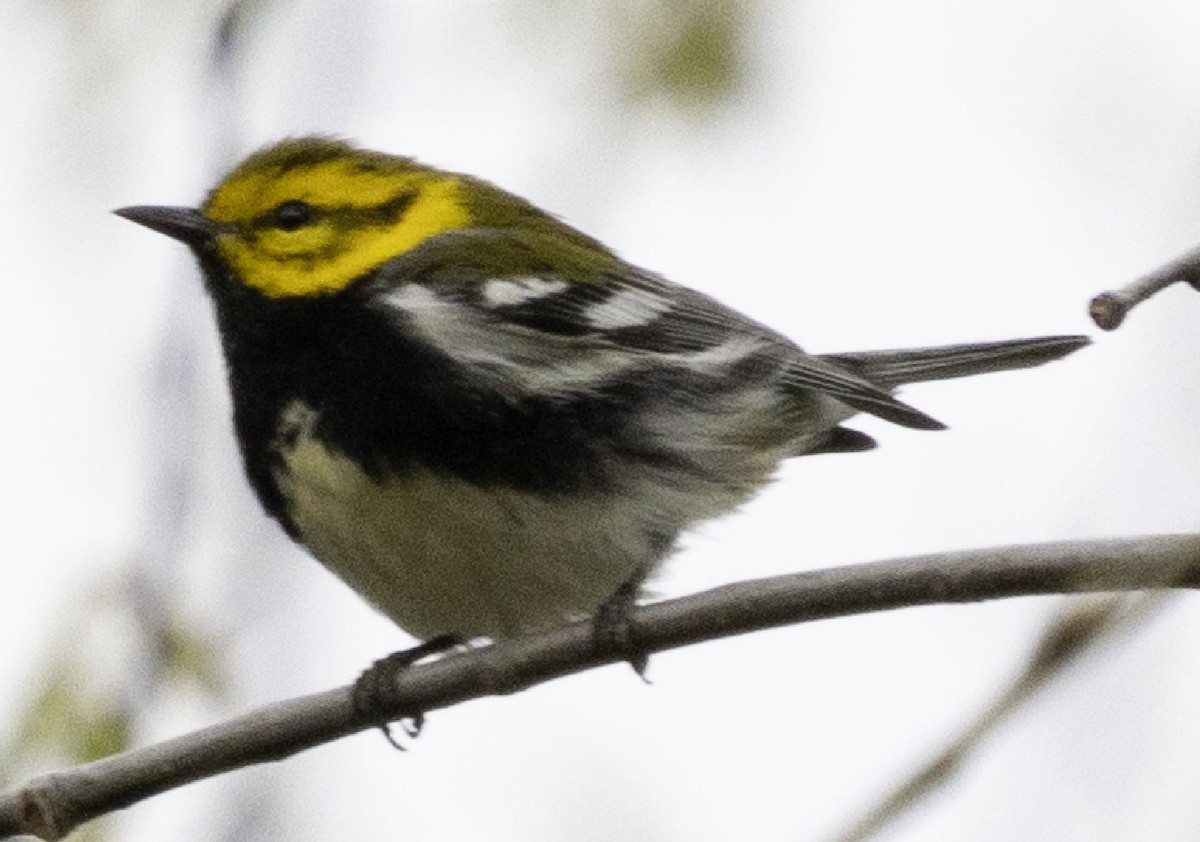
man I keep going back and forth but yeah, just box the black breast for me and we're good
[205,276,659,535]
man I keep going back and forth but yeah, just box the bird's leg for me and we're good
[351,633,462,748]
[593,575,651,681]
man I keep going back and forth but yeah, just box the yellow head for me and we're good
[117,136,611,300]
[197,137,471,298]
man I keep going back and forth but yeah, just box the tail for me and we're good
[819,335,1089,390]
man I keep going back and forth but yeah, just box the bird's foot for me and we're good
[351,633,462,749]
[593,578,651,682]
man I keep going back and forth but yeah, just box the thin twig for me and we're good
[828,592,1166,842]
[1089,243,1200,330]
[2,534,1198,840]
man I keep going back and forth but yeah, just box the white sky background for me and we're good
[2,1,1199,840]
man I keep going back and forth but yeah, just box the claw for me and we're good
[402,714,425,739]
[379,723,408,752]
[593,577,651,681]
[351,634,462,749]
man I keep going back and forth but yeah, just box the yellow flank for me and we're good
[203,157,471,298]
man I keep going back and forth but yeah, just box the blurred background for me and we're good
[2,1,1199,840]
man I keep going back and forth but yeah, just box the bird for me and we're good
[116,136,1088,691]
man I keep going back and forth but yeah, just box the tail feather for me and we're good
[820,335,1089,389]
[805,426,878,455]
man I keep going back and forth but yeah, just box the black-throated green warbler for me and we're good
[117,137,1087,651]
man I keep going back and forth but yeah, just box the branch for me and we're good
[3,534,1199,840]
[1090,242,1200,329]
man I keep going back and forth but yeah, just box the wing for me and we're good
[365,227,941,428]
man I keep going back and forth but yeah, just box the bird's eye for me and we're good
[272,200,316,231]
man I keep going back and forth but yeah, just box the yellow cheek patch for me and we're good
[209,168,471,299]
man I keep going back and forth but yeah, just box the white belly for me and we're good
[275,435,656,640]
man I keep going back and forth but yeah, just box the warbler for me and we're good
[116,137,1087,656]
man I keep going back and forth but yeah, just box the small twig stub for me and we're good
[1090,243,1200,330]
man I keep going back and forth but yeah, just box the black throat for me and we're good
[194,255,635,535]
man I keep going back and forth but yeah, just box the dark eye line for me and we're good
[339,189,419,227]
[250,188,417,234]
